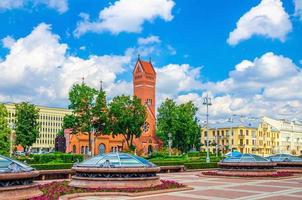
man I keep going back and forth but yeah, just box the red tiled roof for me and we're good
[139,60,156,75]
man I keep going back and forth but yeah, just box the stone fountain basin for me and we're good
[72,167,161,173]
[70,167,162,189]
[275,162,302,167]
[0,171,39,180]
[218,162,276,167]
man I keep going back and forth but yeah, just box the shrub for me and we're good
[30,163,74,170]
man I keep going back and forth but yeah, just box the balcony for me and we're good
[238,134,245,139]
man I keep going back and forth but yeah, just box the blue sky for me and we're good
[0,0,302,120]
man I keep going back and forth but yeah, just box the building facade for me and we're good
[5,103,71,152]
[263,117,302,155]
[201,117,280,156]
[65,58,161,156]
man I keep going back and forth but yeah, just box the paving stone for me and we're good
[185,189,258,199]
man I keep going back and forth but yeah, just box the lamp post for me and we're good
[168,132,172,156]
[9,122,15,158]
[203,94,212,163]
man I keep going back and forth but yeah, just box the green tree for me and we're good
[156,99,177,146]
[108,95,146,150]
[0,104,11,156]
[15,102,40,151]
[157,99,201,153]
[67,82,109,154]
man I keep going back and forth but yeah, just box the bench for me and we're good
[159,165,185,173]
[36,169,75,180]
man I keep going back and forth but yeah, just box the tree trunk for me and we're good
[88,131,92,156]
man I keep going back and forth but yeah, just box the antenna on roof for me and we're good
[149,57,152,63]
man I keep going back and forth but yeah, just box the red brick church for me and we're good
[65,58,161,155]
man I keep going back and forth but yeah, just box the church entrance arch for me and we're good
[148,145,153,155]
[99,144,105,155]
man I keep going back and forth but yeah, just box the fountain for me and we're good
[202,154,281,177]
[267,154,302,173]
[70,152,161,189]
[0,155,41,200]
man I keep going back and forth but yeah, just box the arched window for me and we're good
[72,145,76,153]
[85,146,88,155]
[81,146,84,154]
[99,144,105,155]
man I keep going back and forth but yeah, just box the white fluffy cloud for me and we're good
[74,0,175,37]
[227,0,292,45]
[0,23,131,106]
[1,36,16,48]
[295,0,302,20]
[137,35,161,45]
[0,0,68,13]
[200,52,302,120]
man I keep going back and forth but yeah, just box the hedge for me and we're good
[151,160,218,169]
[17,153,84,164]
[184,162,218,169]
[30,163,74,170]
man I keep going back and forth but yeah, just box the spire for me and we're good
[100,80,103,91]
[149,57,152,63]
[138,54,141,60]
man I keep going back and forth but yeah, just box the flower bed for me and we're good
[202,170,293,177]
[28,180,185,200]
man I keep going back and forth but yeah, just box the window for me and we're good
[246,139,249,145]
[146,99,152,105]
[240,130,243,136]
[246,130,249,136]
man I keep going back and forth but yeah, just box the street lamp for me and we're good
[168,132,172,156]
[9,122,15,158]
[203,94,212,163]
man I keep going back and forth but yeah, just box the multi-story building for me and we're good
[201,116,280,156]
[4,103,71,152]
[263,117,302,155]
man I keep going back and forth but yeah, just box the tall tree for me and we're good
[108,95,146,150]
[15,102,40,151]
[157,99,201,153]
[67,82,109,155]
[156,99,177,147]
[0,104,11,156]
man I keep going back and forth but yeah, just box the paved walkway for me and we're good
[72,171,302,200]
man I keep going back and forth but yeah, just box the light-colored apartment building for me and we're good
[201,116,280,157]
[263,117,302,155]
[5,103,71,152]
